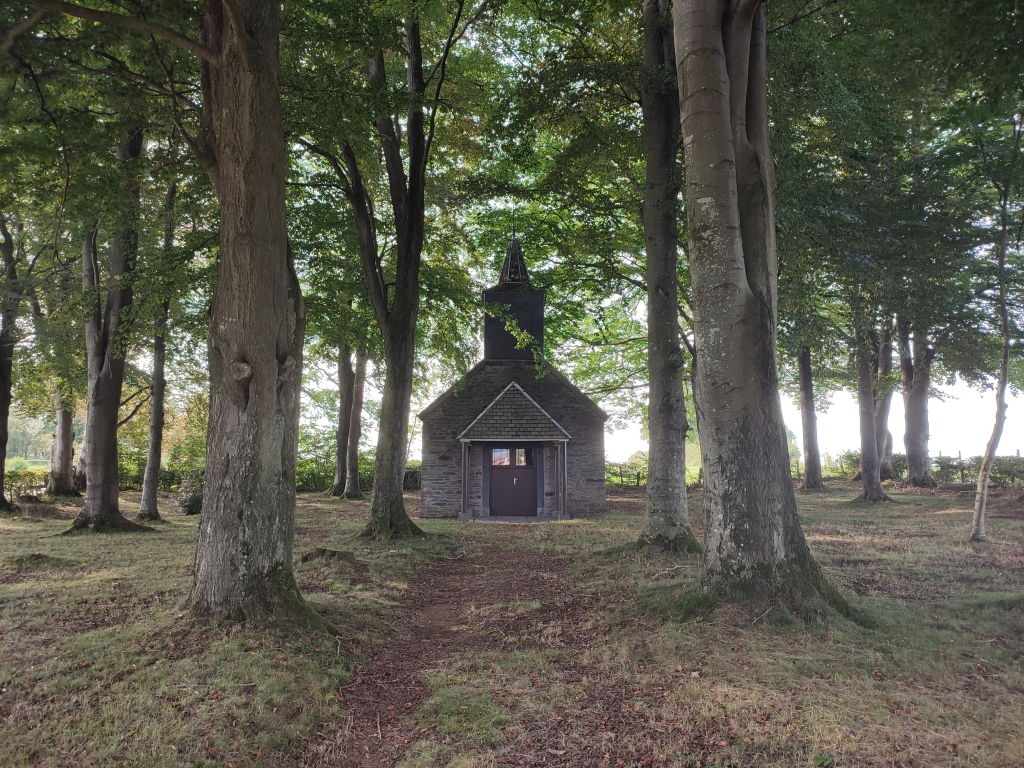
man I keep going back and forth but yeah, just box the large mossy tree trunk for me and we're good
[189,0,325,627]
[856,326,886,502]
[797,346,823,490]
[48,401,76,495]
[675,0,845,617]
[639,0,700,552]
[330,345,354,497]
[71,128,150,533]
[898,320,935,487]
[873,327,894,481]
[0,217,17,512]
[344,349,366,499]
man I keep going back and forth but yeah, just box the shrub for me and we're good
[404,459,421,489]
[838,450,860,477]
[890,453,908,481]
[118,449,147,490]
[4,468,49,500]
[991,456,1024,486]
[176,469,205,515]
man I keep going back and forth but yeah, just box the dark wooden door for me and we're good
[490,458,536,517]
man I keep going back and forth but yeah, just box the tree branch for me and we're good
[768,0,840,33]
[1,9,52,55]
[33,1,222,63]
[117,393,150,428]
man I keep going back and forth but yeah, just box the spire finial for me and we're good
[498,229,530,286]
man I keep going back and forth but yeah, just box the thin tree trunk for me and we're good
[73,430,87,492]
[71,127,150,532]
[188,0,326,627]
[138,181,177,521]
[344,349,366,499]
[48,401,76,495]
[0,218,16,512]
[972,218,1012,541]
[874,327,894,481]
[899,320,935,486]
[330,345,354,497]
[676,0,846,617]
[797,346,823,490]
[137,301,169,521]
[856,326,886,501]
[639,0,700,552]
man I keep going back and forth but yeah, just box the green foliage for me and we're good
[3,468,48,499]
[891,453,908,481]
[636,585,717,623]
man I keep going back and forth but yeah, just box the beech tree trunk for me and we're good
[48,401,76,495]
[639,0,700,552]
[298,11,471,538]
[856,327,886,501]
[71,128,149,533]
[73,431,87,492]
[797,346,823,490]
[189,0,325,627]
[972,215,1012,542]
[873,328,894,481]
[138,301,169,521]
[330,345,355,497]
[344,349,366,499]
[899,321,935,486]
[0,218,16,512]
[138,181,177,521]
[676,0,844,617]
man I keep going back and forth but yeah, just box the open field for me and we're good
[2,482,1023,767]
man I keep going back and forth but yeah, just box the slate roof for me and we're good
[458,382,571,441]
[418,361,607,422]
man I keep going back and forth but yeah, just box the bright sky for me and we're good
[604,382,1023,463]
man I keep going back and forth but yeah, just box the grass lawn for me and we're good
[1,481,1022,767]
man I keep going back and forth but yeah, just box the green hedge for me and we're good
[4,468,49,499]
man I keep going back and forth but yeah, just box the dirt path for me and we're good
[299,545,681,767]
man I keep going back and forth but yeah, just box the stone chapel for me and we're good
[418,236,607,520]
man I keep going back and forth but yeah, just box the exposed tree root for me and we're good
[361,494,423,540]
[704,555,871,627]
[638,529,703,554]
[63,511,155,534]
[299,548,369,573]
[188,568,340,636]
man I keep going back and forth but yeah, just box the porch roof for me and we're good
[458,381,571,442]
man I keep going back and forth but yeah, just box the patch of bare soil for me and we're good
[299,546,690,768]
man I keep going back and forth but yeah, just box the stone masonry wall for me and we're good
[420,361,606,518]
